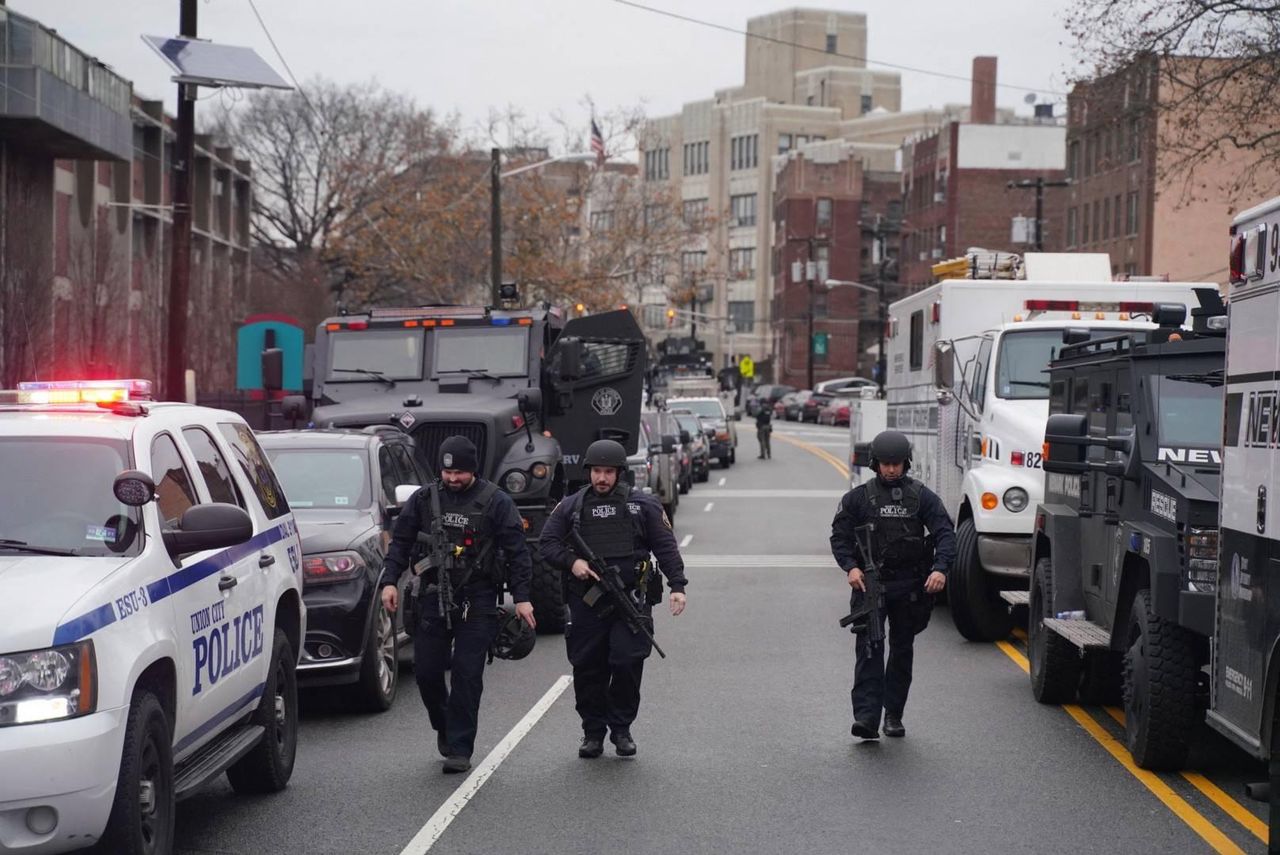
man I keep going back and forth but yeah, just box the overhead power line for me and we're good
[612,0,1065,97]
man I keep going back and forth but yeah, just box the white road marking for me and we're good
[718,477,727,486]
[681,554,835,567]
[399,675,572,855]
[688,489,846,499]
[680,534,693,548]
[704,502,715,512]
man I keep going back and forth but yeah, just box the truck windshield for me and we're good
[994,329,1067,399]
[1152,376,1224,449]
[0,437,141,555]
[433,327,529,377]
[670,399,724,419]
[328,329,423,381]
[265,449,371,509]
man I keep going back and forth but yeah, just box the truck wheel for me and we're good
[1122,590,1199,770]
[530,555,566,634]
[949,519,1014,642]
[350,605,398,713]
[227,628,298,793]
[1028,557,1080,704]
[95,691,174,855]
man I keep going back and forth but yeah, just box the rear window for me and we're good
[267,448,371,509]
[672,399,724,419]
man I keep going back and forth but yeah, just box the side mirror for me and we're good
[648,443,663,456]
[852,442,872,469]
[680,430,691,444]
[558,337,583,382]
[395,484,419,506]
[661,435,677,454]
[933,340,955,390]
[516,389,543,412]
[1152,302,1188,328]
[1062,328,1092,345]
[262,348,284,392]
[163,503,253,556]
[281,394,307,421]
[1043,413,1090,474]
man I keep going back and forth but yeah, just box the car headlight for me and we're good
[0,641,96,726]
[503,470,530,493]
[1003,487,1030,513]
[302,551,366,586]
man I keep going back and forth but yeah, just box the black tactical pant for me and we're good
[566,594,654,739]
[851,578,927,727]
[413,590,500,759]
[757,426,772,458]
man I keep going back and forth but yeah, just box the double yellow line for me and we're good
[772,432,850,482]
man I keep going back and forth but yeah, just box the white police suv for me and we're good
[0,380,306,854]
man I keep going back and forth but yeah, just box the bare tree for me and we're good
[1066,1,1280,200]
[0,166,54,386]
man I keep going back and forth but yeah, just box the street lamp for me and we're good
[490,149,597,305]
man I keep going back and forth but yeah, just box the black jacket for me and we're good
[755,408,773,429]
[830,476,956,576]
[377,478,533,603]
[539,485,687,593]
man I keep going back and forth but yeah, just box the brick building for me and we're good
[899,58,1067,290]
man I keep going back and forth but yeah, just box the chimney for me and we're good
[970,56,997,124]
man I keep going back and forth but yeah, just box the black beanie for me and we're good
[439,436,479,472]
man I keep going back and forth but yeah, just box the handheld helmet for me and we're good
[490,608,536,661]
[583,439,628,470]
[869,430,912,475]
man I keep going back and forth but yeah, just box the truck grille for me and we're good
[412,422,487,473]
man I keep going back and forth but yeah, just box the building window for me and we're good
[1103,197,1111,240]
[730,134,758,170]
[1084,137,1093,178]
[590,210,614,233]
[680,251,707,275]
[1067,207,1078,247]
[815,244,830,282]
[1092,200,1100,243]
[683,141,709,176]
[643,204,666,229]
[826,33,837,54]
[644,148,670,181]
[778,133,792,154]
[861,94,873,115]
[1067,140,1080,180]
[1103,126,1112,167]
[1128,117,1140,162]
[813,290,829,319]
[728,300,755,332]
[887,199,902,223]
[730,193,757,227]
[816,198,833,229]
[1126,191,1139,235]
[1082,204,1091,245]
[682,198,707,227]
[729,247,755,279]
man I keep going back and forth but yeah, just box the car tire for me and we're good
[728,447,736,465]
[95,691,174,855]
[227,628,298,794]
[1028,556,1080,704]
[351,604,398,713]
[1122,590,1200,770]
[696,466,709,483]
[949,519,1014,642]
[530,554,566,634]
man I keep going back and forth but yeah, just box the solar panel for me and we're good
[142,35,291,89]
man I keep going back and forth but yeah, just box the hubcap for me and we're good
[377,611,397,695]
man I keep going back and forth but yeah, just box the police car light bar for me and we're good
[7,378,153,404]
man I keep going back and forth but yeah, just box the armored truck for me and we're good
[303,304,647,632]
[1029,289,1227,770]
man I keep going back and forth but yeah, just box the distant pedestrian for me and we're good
[755,405,773,459]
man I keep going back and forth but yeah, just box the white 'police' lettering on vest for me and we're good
[627,502,641,515]
[443,512,470,527]
[879,505,912,518]
[591,505,618,519]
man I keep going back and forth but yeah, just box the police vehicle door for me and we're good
[1072,371,1109,616]
[545,309,647,487]
[153,430,262,750]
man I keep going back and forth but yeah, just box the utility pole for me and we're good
[1007,176,1071,251]
[490,147,502,306]
[164,0,197,402]
[806,239,816,391]
[875,224,887,399]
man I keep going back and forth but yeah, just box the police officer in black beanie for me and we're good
[379,435,534,774]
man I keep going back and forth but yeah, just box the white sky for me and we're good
[13,0,1081,144]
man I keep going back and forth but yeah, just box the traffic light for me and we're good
[666,307,676,327]
[575,302,586,315]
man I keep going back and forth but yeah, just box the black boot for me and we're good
[850,720,880,740]
[883,716,905,738]
[612,730,637,757]
[578,736,604,759]
[436,732,449,758]
[442,755,471,774]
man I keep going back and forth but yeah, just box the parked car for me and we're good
[668,396,737,467]
[260,427,431,712]
[640,410,681,519]
[746,383,796,416]
[818,396,854,426]
[672,411,711,483]
[801,391,835,423]
[814,376,876,396]
[779,390,812,421]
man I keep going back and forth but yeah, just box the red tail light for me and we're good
[1025,299,1078,311]
[302,552,365,585]
[1011,451,1025,466]
[1229,232,1246,284]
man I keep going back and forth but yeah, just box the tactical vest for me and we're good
[421,480,501,584]
[865,476,931,575]
[574,484,649,583]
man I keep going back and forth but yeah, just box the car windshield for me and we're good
[433,327,529,377]
[672,399,724,419]
[265,449,372,509]
[0,437,141,555]
[674,415,701,435]
[994,329,1066,399]
[328,329,424,381]
[1152,376,1224,450]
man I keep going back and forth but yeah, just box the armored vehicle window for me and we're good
[995,329,1062,399]
[1089,378,1111,436]
[266,448,370,510]
[328,329,424,381]
[1151,375,1224,450]
[151,433,197,527]
[433,326,529,377]
[1115,370,1133,434]
[909,310,924,370]
[182,427,245,508]
[1049,378,1068,413]
[1071,377,1089,414]
[218,423,291,520]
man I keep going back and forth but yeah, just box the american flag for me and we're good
[590,119,606,165]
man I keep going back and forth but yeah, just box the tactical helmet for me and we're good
[490,608,536,660]
[583,439,628,469]
[869,430,912,473]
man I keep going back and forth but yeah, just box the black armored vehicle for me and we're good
[1027,289,1226,770]
[303,303,647,632]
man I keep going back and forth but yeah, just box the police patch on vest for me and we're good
[879,505,912,517]
[591,505,618,519]
[627,502,641,514]
[443,512,470,527]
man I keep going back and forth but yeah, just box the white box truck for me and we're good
[886,254,1207,640]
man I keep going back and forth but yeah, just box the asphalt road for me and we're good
[173,421,1271,855]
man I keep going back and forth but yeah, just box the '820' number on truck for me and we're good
[1011,451,1042,468]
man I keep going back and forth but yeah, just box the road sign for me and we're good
[738,356,755,378]
[812,333,828,357]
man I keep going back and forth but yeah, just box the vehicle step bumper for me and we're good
[999,590,1030,606]
[1043,617,1111,650]
[174,725,264,800]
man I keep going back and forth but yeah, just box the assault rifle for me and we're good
[414,483,461,629]
[569,529,667,659]
[839,524,884,650]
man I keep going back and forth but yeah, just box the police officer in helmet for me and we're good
[379,436,534,773]
[830,430,955,740]
[539,439,688,759]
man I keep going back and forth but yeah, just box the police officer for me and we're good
[379,436,534,774]
[830,430,955,740]
[755,401,773,459]
[539,439,687,759]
